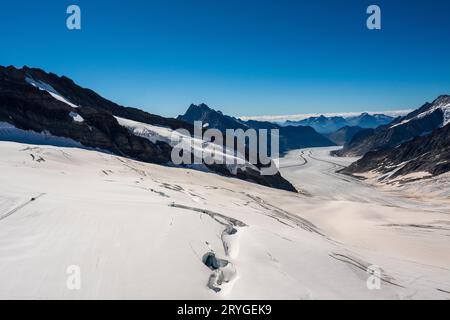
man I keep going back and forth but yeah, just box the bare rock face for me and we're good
[0,67,173,164]
[341,123,450,181]
[336,96,449,157]
[0,65,296,192]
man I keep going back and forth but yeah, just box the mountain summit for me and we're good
[285,113,395,134]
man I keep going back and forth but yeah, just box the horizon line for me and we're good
[239,110,413,123]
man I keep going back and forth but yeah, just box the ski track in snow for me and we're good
[0,142,449,299]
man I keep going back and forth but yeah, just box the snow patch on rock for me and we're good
[391,98,450,128]
[115,116,260,175]
[25,76,80,109]
[69,112,84,123]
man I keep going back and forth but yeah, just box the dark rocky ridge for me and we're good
[0,65,296,192]
[335,96,449,157]
[180,103,248,132]
[0,67,173,163]
[341,123,450,181]
[14,66,195,133]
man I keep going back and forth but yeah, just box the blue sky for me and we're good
[1,0,450,117]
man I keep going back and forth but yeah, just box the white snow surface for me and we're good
[69,112,84,123]
[25,76,80,109]
[0,143,449,299]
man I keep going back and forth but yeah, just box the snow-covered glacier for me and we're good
[0,142,449,299]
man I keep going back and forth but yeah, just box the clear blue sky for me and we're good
[1,0,450,117]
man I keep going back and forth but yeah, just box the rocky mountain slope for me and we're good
[0,66,295,192]
[341,123,450,183]
[336,95,450,157]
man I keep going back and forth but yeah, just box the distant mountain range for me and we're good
[179,106,394,148]
[284,113,395,134]
[240,110,412,123]
[0,66,296,192]
[178,103,336,154]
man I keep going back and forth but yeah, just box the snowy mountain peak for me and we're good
[434,95,450,126]
[393,95,450,128]
[434,94,450,104]
[337,94,450,157]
